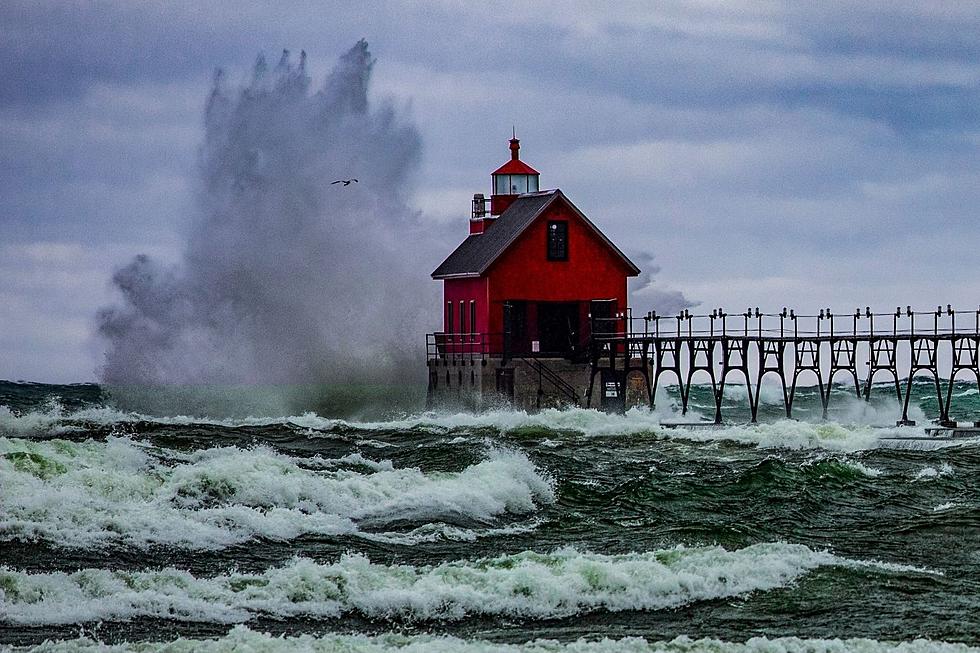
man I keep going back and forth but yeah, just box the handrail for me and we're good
[426,332,503,362]
[623,305,980,340]
[425,332,580,405]
[518,356,580,406]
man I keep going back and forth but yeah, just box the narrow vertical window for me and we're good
[447,301,453,333]
[547,221,568,261]
[470,301,477,340]
[459,301,466,334]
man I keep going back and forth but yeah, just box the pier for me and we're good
[587,306,980,425]
[425,139,980,422]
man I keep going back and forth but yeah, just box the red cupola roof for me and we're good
[492,138,539,176]
[489,136,540,216]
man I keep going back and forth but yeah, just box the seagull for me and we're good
[331,178,358,186]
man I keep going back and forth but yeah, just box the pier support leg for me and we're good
[899,373,916,426]
[936,375,955,428]
[821,376,831,421]
[713,380,723,425]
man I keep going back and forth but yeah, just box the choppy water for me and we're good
[2,380,979,652]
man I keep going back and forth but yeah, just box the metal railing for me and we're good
[590,306,980,342]
[586,305,980,425]
[426,330,593,363]
[426,332,502,363]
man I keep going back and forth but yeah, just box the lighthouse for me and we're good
[427,136,640,409]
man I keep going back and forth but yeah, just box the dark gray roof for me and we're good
[431,189,640,279]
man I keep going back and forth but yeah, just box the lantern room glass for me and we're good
[494,174,539,195]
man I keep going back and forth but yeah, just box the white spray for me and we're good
[96,42,439,410]
[629,251,698,316]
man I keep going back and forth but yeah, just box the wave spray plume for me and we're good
[96,42,437,413]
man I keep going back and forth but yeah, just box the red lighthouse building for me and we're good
[427,137,640,408]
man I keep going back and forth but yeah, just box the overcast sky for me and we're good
[4,1,980,383]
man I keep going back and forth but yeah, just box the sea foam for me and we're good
[341,409,928,453]
[0,402,338,437]
[3,398,975,453]
[0,437,553,550]
[14,630,980,653]
[912,463,954,481]
[0,542,934,625]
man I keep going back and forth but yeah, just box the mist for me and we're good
[97,41,438,413]
[629,252,699,317]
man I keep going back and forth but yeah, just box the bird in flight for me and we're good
[331,178,358,186]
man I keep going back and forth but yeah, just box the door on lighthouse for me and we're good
[503,301,528,355]
[537,302,579,356]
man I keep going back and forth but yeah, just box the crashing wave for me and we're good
[4,397,978,455]
[11,629,978,653]
[0,438,553,550]
[0,542,935,625]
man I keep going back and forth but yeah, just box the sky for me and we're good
[3,1,980,383]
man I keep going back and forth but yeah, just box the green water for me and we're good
[1,380,978,651]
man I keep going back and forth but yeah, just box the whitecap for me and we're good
[0,542,937,626]
[0,438,553,550]
[18,629,980,652]
[913,463,954,481]
[846,461,884,477]
[334,409,954,453]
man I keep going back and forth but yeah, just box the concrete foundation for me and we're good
[426,357,604,411]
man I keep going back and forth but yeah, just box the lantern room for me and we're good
[490,137,540,215]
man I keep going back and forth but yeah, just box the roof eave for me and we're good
[430,188,641,280]
[491,160,540,176]
[431,271,482,280]
[475,192,560,275]
[551,189,642,276]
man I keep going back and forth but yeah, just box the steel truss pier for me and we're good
[587,306,980,425]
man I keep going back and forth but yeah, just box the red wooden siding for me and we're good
[443,276,489,335]
[485,197,630,337]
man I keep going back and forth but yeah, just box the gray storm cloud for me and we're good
[97,41,437,395]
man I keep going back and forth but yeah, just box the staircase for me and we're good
[519,357,581,407]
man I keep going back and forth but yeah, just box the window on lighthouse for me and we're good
[494,174,539,195]
[547,221,568,260]
[470,301,477,340]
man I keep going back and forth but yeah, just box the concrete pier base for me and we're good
[426,357,601,411]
